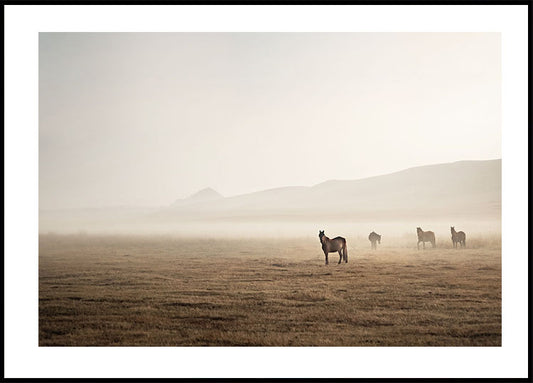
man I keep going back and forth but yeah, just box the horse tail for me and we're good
[343,240,348,263]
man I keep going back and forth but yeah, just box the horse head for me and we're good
[318,230,325,242]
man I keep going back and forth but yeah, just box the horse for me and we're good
[368,231,381,250]
[451,226,466,248]
[318,230,348,265]
[416,227,436,249]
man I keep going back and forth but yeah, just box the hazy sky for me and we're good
[40,33,500,210]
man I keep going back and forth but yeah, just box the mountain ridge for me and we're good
[161,159,501,219]
[172,187,223,207]
[39,159,501,235]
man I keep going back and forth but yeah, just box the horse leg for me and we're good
[422,241,426,249]
[324,251,329,265]
[344,246,348,263]
[338,250,342,264]
[417,240,420,250]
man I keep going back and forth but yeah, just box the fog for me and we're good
[40,33,501,211]
[40,217,500,240]
[39,157,501,241]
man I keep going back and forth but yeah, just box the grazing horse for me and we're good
[451,226,466,248]
[318,230,348,265]
[416,227,436,249]
[368,231,381,250]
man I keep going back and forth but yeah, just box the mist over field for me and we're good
[40,159,501,241]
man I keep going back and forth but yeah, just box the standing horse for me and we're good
[318,230,348,265]
[368,231,381,250]
[451,226,466,248]
[416,227,436,249]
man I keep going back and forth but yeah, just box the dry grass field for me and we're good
[39,234,501,346]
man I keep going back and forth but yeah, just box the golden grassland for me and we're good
[39,234,501,346]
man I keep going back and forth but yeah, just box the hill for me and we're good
[40,159,501,235]
[157,159,501,221]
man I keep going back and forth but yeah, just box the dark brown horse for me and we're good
[451,226,466,248]
[417,227,436,249]
[368,231,381,250]
[319,230,348,265]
